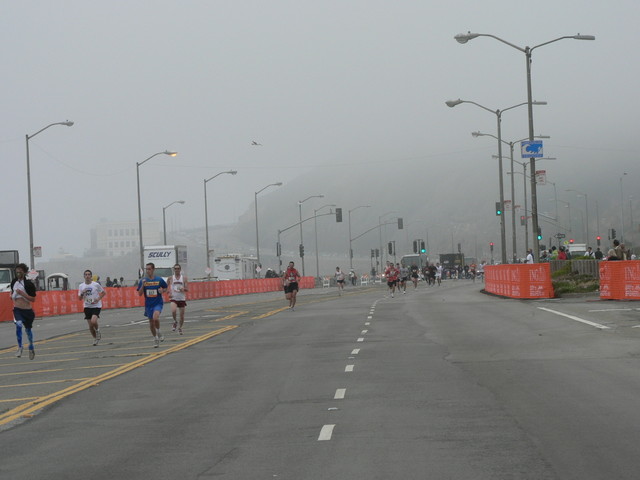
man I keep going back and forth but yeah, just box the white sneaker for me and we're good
[16,347,23,358]
[154,337,160,348]
[159,333,164,343]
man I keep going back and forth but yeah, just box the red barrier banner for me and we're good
[484,264,554,299]
[599,261,640,300]
[0,277,314,322]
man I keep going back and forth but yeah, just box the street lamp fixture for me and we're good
[26,120,74,270]
[454,30,595,260]
[162,200,186,244]
[255,182,283,269]
[137,150,178,271]
[204,170,238,274]
[446,99,546,263]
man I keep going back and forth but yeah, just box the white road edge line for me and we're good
[588,308,632,312]
[357,337,364,342]
[345,365,354,372]
[538,307,610,330]
[351,348,360,355]
[318,424,335,441]
[334,388,346,399]
[361,330,368,334]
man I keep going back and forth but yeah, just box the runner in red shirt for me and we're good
[283,261,301,310]
[384,261,399,298]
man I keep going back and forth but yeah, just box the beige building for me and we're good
[92,220,161,257]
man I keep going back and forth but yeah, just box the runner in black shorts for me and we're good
[78,270,106,346]
[283,261,301,310]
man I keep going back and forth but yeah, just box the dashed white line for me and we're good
[365,322,370,326]
[361,330,368,334]
[318,424,335,441]
[351,348,360,355]
[345,365,354,372]
[334,388,346,399]
[357,337,364,342]
[538,307,610,330]
[367,316,373,319]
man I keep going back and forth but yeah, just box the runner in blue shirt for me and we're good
[137,263,168,348]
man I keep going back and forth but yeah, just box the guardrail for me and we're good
[0,277,316,322]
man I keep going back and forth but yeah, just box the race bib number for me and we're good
[147,289,158,297]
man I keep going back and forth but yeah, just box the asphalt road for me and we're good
[1,281,640,479]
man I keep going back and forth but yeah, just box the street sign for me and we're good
[33,246,42,258]
[535,170,547,185]
[521,140,543,158]
[555,233,566,239]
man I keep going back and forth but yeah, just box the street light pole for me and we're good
[162,200,185,244]
[314,204,336,279]
[620,173,627,242]
[137,151,178,271]
[254,182,283,269]
[447,99,545,263]
[298,194,324,276]
[348,205,371,270]
[204,170,238,275]
[454,31,595,260]
[567,189,588,243]
[25,120,74,270]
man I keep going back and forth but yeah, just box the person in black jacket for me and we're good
[10,263,37,359]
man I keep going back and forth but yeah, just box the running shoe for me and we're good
[29,348,35,360]
[96,330,101,341]
[93,338,98,346]
[172,322,177,332]
[159,333,165,342]
[154,337,160,348]
[178,328,183,335]
[16,347,23,358]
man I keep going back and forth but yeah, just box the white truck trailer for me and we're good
[143,245,188,280]
[213,254,259,280]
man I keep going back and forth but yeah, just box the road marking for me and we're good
[0,325,238,427]
[361,330,368,334]
[356,337,364,342]
[632,325,640,328]
[351,349,360,355]
[345,365,354,372]
[365,322,370,326]
[334,388,346,399]
[538,307,610,330]
[367,316,372,319]
[251,308,287,319]
[318,424,335,441]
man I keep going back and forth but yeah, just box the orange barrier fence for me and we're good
[0,277,315,322]
[599,261,640,300]
[484,264,554,299]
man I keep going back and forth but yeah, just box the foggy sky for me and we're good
[1,0,637,263]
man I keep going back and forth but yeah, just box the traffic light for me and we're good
[489,242,494,252]
[335,208,343,222]
[495,202,502,216]
[388,242,393,255]
[597,236,601,247]
[299,244,304,257]
[569,238,574,244]
[520,215,526,226]
[611,228,617,239]
[375,249,379,257]
[420,241,426,253]
[276,242,281,256]
[371,249,375,258]
[397,218,403,229]
[537,227,543,241]
[412,240,418,253]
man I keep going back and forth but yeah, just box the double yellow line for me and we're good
[0,325,237,427]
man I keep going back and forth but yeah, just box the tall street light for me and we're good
[348,205,371,270]
[566,189,589,243]
[255,182,283,269]
[620,172,627,242]
[454,31,595,260]
[137,150,178,271]
[446,98,546,263]
[162,200,185,244]
[314,203,336,279]
[25,120,74,270]
[204,170,238,275]
[475,132,549,261]
[298,194,324,276]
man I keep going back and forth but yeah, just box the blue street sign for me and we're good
[521,140,543,158]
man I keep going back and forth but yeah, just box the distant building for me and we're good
[92,220,161,257]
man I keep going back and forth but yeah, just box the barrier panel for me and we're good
[0,277,315,322]
[599,261,640,300]
[484,264,554,299]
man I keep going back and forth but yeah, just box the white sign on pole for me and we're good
[535,170,547,185]
[33,246,42,258]
[504,199,512,211]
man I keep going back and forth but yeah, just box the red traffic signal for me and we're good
[489,242,494,246]
[596,236,601,240]
[569,239,574,244]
